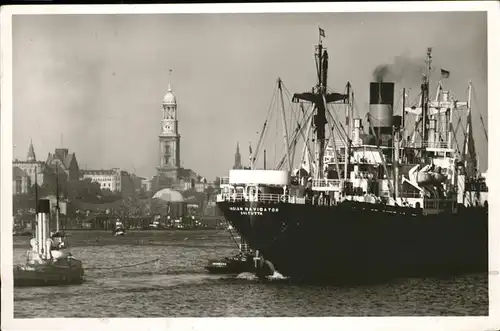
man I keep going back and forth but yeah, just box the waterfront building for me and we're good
[13,140,48,187]
[46,147,80,181]
[140,178,152,192]
[81,168,122,192]
[120,170,136,196]
[12,166,30,195]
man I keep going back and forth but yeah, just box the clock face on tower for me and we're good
[163,122,173,134]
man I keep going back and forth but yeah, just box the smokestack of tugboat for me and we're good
[369,82,395,146]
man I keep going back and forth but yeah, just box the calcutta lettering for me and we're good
[228,206,279,216]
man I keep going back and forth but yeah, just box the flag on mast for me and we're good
[319,27,325,38]
[440,69,450,79]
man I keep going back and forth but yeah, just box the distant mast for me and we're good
[421,47,432,143]
[34,165,39,234]
[56,166,60,232]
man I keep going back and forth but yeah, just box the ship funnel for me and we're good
[37,199,50,214]
[35,199,51,258]
[369,82,395,134]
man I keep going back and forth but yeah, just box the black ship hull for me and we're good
[14,259,84,287]
[217,200,488,282]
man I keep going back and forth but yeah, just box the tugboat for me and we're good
[113,219,126,236]
[205,251,255,274]
[216,28,488,282]
[14,199,84,287]
[205,227,255,274]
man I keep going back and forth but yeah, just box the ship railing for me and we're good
[406,141,450,149]
[325,140,348,150]
[401,192,422,198]
[254,193,281,203]
[324,154,346,164]
[216,192,306,204]
[220,177,230,185]
[312,179,344,192]
[352,171,373,179]
[422,141,450,149]
[404,141,423,148]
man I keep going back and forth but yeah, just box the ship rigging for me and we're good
[216,27,488,282]
[245,33,486,208]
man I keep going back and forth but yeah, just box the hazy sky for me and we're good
[12,12,488,180]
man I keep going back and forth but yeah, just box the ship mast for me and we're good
[33,165,39,235]
[315,35,327,179]
[462,82,476,178]
[344,82,352,181]
[421,47,432,145]
[278,78,292,170]
[56,165,60,233]
[292,27,348,179]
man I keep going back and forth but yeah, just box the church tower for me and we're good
[27,139,36,162]
[233,141,242,169]
[157,71,181,186]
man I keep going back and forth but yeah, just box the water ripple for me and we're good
[13,230,488,317]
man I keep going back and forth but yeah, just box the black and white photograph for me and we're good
[1,2,499,330]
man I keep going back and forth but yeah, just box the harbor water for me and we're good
[13,230,488,317]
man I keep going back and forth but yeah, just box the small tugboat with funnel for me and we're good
[14,168,84,287]
[14,199,84,287]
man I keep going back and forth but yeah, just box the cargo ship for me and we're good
[216,28,488,282]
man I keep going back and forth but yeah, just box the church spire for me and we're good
[163,68,177,105]
[168,68,173,92]
[233,141,242,169]
[27,138,36,162]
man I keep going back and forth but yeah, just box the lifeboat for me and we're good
[416,171,433,185]
[432,172,446,183]
[363,194,378,204]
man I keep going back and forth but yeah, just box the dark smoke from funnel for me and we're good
[373,64,389,83]
[372,52,426,86]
